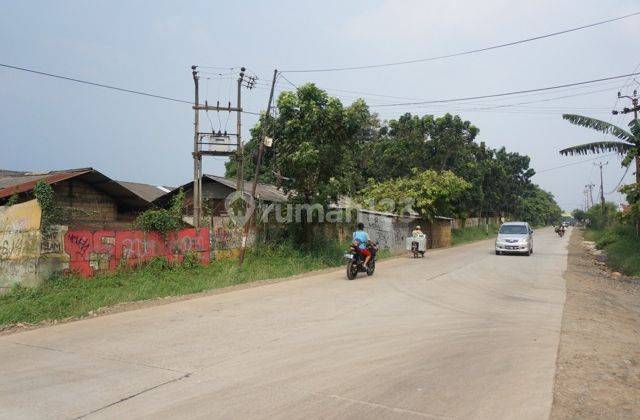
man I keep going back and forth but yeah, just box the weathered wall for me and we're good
[0,200,213,287]
[210,218,255,259]
[357,210,428,253]
[64,228,211,277]
[0,200,42,292]
[54,179,119,226]
[429,220,452,249]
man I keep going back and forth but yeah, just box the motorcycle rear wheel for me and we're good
[346,260,358,280]
[367,260,376,275]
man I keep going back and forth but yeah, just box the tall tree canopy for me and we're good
[226,85,560,225]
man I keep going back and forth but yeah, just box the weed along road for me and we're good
[0,228,568,419]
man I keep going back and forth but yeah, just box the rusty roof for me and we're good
[0,168,93,198]
[0,168,150,209]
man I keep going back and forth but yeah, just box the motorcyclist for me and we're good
[352,222,372,272]
[412,225,424,238]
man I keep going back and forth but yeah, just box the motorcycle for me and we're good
[344,241,377,280]
[555,227,565,237]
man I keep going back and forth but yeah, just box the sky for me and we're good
[1,0,639,212]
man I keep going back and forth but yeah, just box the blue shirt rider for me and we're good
[352,222,372,270]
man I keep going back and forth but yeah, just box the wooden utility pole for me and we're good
[192,65,202,229]
[238,69,279,267]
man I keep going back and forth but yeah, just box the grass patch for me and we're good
[585,225,640,276]
[451,223,499,246]
[0,239,373,327]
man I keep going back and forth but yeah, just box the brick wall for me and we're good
[53,179,118,226]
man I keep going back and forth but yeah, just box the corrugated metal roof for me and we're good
[152,175,288,206]
[0,168,150,209]
[117,181,173,203]
[204,175,287,203]
[0,168,93,198]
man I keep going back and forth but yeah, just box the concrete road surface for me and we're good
[0,228,568,419]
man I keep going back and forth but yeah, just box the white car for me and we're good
[495,222,533,256]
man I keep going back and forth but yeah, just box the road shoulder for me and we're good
[551,229,640,419]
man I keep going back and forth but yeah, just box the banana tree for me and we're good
[559,114,640,183]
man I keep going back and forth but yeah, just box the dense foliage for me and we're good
[226,83,561,229]
[135,189,185,235]
[33,181,59,232]
[359,169,470,220]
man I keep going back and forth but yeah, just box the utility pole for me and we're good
[612,89,639,184]
[190,66,252,229]
[192,66,201,229]
[613,89,640,234]
[595,161,608,216]
[236,69,245,195]
[238,69,279,267]
[585,183,595,208]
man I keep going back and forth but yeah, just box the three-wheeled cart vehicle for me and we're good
[406,234,426,258]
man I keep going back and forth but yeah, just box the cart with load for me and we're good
[406,234,426,258]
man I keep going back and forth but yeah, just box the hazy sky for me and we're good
[2,0,639,211]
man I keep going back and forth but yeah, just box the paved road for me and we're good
[0,228,568,419]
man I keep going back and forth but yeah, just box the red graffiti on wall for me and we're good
[64,228,210,277]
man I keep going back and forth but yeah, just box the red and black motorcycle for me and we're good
[344,241,377,280]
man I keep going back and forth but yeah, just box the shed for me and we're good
[0,168,152,228]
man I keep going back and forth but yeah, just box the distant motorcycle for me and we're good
[344,241,377,280]
[555,227,565,237]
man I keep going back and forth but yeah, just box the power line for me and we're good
[369,72,640,107]
[279,73,298,89]
[0,63,193,104]
[536,153,618,173]
[0,62,263,116]
[281,11,640,73]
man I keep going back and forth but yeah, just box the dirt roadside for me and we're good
[551,229,640,419]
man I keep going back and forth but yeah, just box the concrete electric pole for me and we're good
[594,161,608,217]
[190,66,252,229]
[612,89,640,184]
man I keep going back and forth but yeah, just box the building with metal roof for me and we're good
[0,168,158,228]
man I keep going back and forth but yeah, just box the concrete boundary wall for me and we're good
[0,200,43,292]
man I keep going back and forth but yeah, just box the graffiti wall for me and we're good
[64,228,211,277]
[0,200,43,291]
[210,224,255,260]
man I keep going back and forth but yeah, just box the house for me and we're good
[0,168,159,229]
[154,174,287,218]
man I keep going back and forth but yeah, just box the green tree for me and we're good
[515,186,562,226]
[359,169,470,220]
[269,84,372,205]
[571,208,587,223]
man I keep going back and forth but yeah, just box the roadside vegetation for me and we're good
[227,84,562,229]
[0,239,373,328]
[578,204,640,277]
[451,223,500,246]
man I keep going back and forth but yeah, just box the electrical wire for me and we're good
[281,11,640,73]
[535,153,618,173]
[369,72,640,107]
[0,63,193,104]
